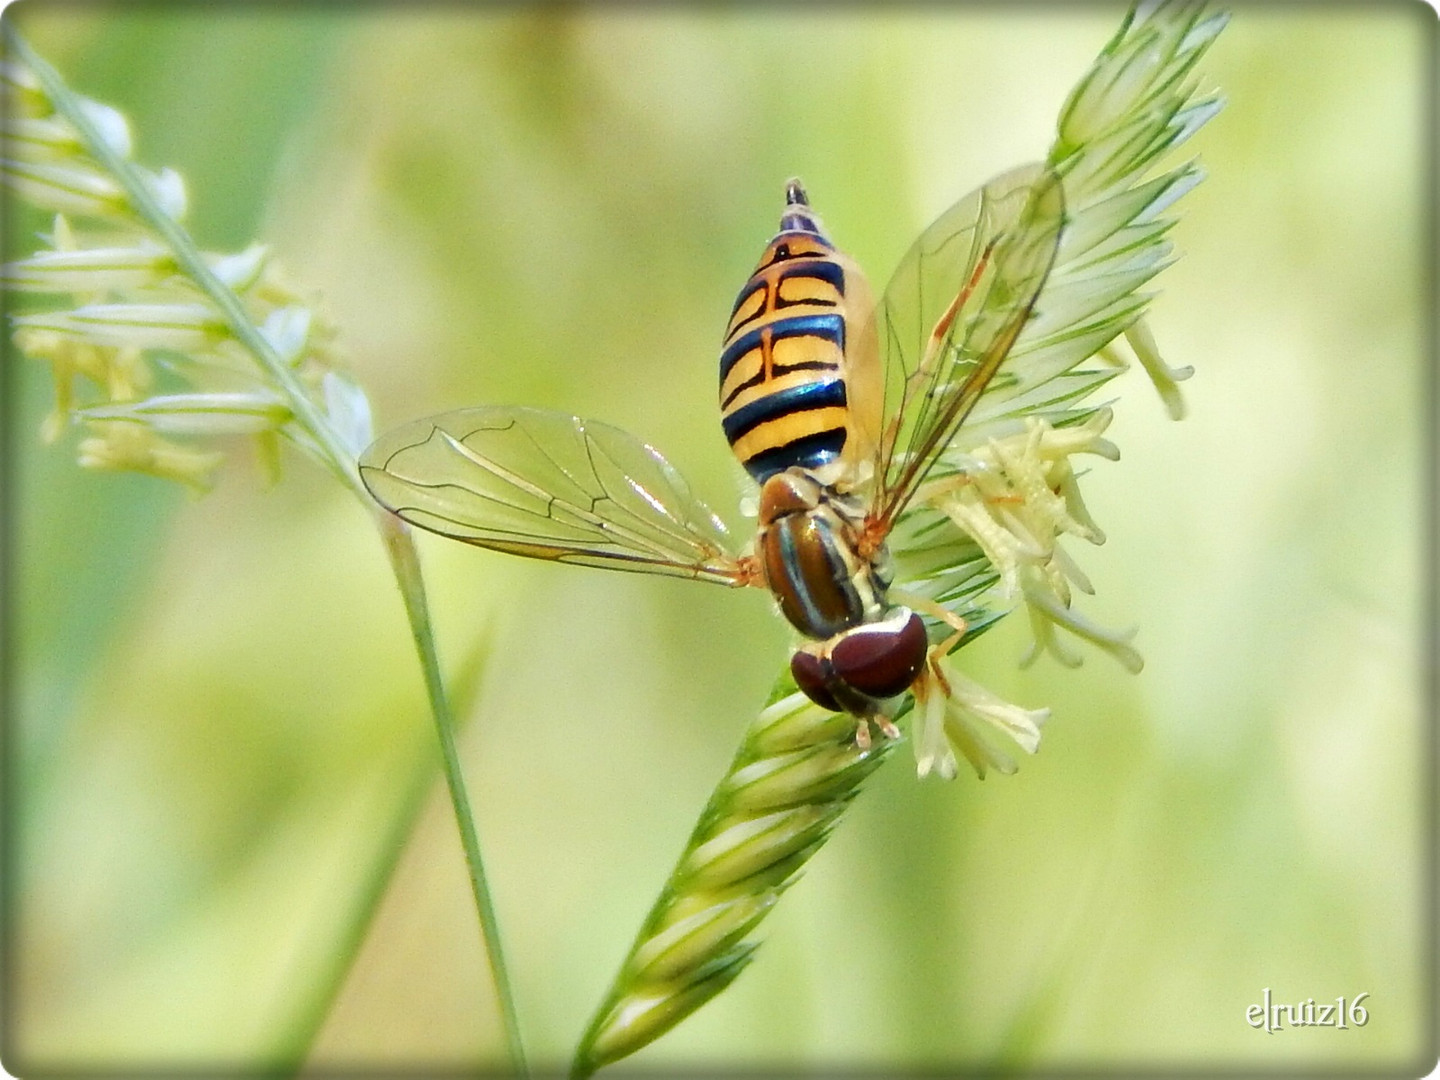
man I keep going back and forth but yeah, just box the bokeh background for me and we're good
[5,3,1432,1075]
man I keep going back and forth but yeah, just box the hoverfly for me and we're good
[360,165,1064,746]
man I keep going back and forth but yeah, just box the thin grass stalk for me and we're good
[3,27,529,1074]
[378,512,528,1076]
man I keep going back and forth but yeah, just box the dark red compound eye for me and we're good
[829,610,928,700]
[790,649,841,712]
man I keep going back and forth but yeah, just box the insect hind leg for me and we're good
[877,241,999,466]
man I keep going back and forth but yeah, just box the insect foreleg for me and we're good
[853,713,901,751]
[888,587,970,694]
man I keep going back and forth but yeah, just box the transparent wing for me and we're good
[869,164,1065,526]
[359,406,750,586]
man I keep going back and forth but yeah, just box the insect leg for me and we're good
[881,241,999,452]
[920,239,997,372]
[889,588,970,694]
[914,471,1025,507]
[853,713,901,751]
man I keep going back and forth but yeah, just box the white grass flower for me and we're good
[3,31,526,1073]
[0,58,47,115]
[3,39,345,492]
[80,390,293,436]
[1,157,129,218]
[913,658,1049,780]
[15,301,228,351]
[8,164,339,489]
[925,413,1141,679]
[3,243,176,292]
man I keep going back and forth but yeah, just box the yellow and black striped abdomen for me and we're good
[720,182,870,483]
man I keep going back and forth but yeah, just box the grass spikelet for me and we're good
[3,26,528,1073]
[572,1,1226,1070]
[573,681,891,1077]
[2,36,354,491]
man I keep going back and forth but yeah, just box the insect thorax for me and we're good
[758,467,928,718]
[755,469,891,641]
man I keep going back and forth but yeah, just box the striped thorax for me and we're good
[754,466,926,720]
[754,468,878,640]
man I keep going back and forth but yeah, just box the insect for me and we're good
[360,165,1064,746]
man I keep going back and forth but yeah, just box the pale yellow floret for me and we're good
[921,414,1144,681]
[912,656,1049,781]
[77,421,222,492]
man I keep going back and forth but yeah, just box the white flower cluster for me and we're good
[886,0,1229,780]
[940,413,1142,671]
[2,59,365,492]
[910,412,1145,780]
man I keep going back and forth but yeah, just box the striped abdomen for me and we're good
[719,181,876,484]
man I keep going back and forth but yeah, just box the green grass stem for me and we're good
[4,24,529,1073]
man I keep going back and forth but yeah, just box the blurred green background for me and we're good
[5,3,1432,1075]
